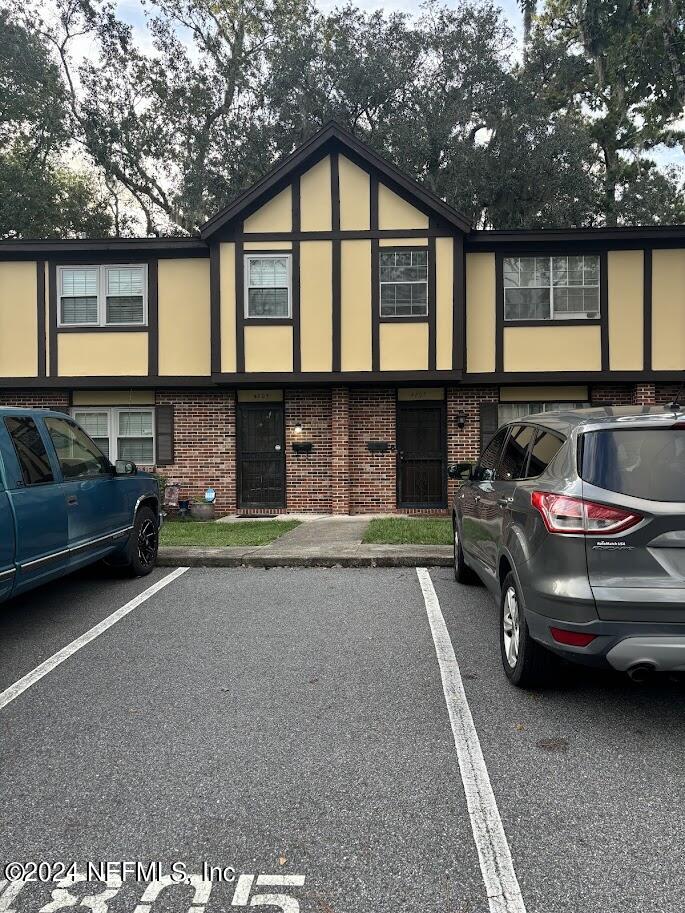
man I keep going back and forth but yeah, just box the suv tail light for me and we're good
[531,491,641,535]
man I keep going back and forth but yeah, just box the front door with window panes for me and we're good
[237,404,285,509]
[397,402,446,508]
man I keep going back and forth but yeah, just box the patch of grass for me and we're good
[362,517,452,546]
[160,519,300,547]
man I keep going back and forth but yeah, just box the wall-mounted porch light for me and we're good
[293,422,304,435]
[455,411,467,429]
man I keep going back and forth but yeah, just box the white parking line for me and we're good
[0,567,189,712]
[416,567,526,913]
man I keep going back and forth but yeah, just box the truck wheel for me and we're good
[124,506,158,577]
[500,571,557,687]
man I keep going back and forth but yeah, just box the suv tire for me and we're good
[453,517,476,584]
[124,506,158,577]
[500,571,557,687]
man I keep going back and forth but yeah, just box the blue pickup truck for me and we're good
[0,407,160,604]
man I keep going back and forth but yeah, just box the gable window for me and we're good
[503,255,600,321]
[244,254,291,318]
[71,407,155,464]
[58,265,147,327]
[380,248,428,317]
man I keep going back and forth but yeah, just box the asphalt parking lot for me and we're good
[1,565,684,913]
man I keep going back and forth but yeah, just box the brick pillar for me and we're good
[633,382,656,405]
[331,386,350,514]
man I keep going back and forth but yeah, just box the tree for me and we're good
[0,7,111,238]
[526,0,685,224]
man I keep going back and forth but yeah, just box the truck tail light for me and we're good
[531,491,641,535]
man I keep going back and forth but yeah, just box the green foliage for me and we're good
[1,0,683,233]
[160,519,300,547]
[363,518,453,545]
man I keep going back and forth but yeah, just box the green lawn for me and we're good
[160,519,300,547]
[362,517,452,546]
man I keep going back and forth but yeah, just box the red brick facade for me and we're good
[0,381,677,515]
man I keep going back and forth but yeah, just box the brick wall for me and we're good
[155,389,236,514]
[284,388,332,513]
[447,384,498,507]
[349,387,396,514]
[0,391,70,411]
[590,383,635,405]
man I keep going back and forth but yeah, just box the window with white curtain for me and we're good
[71,408,155,464]
[58,265,147,327]
[503,255,600,321]
[244,255,291,318]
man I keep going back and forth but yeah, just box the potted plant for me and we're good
[190,497,215,521]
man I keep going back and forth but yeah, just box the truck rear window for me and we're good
[581,429,685,501]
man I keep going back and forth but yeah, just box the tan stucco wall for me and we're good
[244,240,292,251]
[157,258,211,376]
[608,250,643,370]
[503,325,602,372]
[72,390,155,406]
[339,156,370,231]
[58,332,148,376]
[341,240,372,371]
[300,156,332,231]
[243,186,292,234]
[244,325,293,372]
[436,238,453,371]
[465,253,496,373]
[652,249,685,369]
[378,184,429,230]
[220,243,237,373]
[379,322,429,371]
[300,241,333,371]
[0,261,37,377]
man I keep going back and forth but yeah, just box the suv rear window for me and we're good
[581,429,685,501]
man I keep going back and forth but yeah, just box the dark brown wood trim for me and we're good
[210,244,221,374]
[464,369,685,384]
[503,319,602,328]
[379,315,429,324]
[244,317,294,327]
[371,238,380,371]
[36,261,46,378]
[467,226,685,247]
[643,248,652,371]
[148,258,159,376]
[331,151,340,232]
[0,239,208,257]
[370,174,379,232]
[495,250,504,373]
[292,241,301,373]
[56,325,149,333]
[453,235,465,372]
[240,229,445,241]
[235,237,245,373]
[291,174,301,234]
[48,261,57,377]
[332,238,341,372]
[600,250,609,371]
[428,235,437,370]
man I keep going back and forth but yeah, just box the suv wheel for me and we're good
[500,571,557,687]
[453,518,476,584]
[124,506,158,577]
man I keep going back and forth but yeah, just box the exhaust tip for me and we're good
[627,662,656,683]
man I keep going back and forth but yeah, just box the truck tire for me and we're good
[124,506,158,577]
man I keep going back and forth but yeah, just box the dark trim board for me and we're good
[503,319,602,328]
[36,261,46,378]
[371,239,380,371]
[48,261,57,376]
[599,250,609,370]
[148,259,159,376]
[55,325,151,334]
[428,234,436,371]
[495,250,504,373]
[210,244,221,374]
[241,229,449,241]
[467,226,685,248]
[332,239,341,372]
[453,235,465,373]
[0,239,208,258]
[644,248,653,371]
[235,238,245,373]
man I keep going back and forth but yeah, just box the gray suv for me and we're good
[450,405,685,687]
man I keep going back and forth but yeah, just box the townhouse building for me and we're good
[1,122,684,514]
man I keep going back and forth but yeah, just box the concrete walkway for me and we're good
[158,514,452,568]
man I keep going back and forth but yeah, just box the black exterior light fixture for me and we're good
[291,421,312,453]
[293,422,304,434]
[456,411,467,429]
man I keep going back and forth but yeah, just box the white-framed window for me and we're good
[58,265,148,327]
[498,401,590,425]
[503,255,600,321]
[244,254,292,318]
[71,407,155,464]
[379,248,428,317]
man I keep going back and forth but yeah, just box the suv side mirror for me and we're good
[448,461,473,481]
[115,459,138,475]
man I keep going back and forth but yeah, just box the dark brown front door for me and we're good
[237,403,285,509]
[397,401,446,508]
